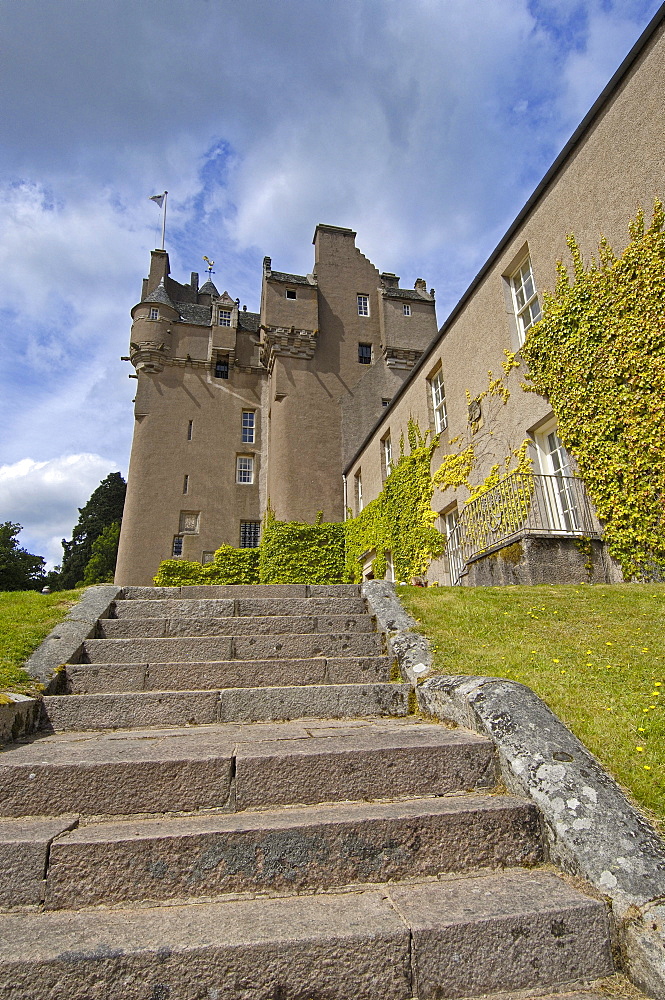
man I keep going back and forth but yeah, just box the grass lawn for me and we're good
[398,583,665,831]
[0,590,82,699]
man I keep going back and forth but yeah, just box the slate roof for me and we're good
[382,287,432,302]
[238,310,260,333]
[144,281,175,307]
[198,279,220,296]
[176,302,212,326]
[267,270,314,286]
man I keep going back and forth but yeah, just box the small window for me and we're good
[149,307,159,320]
[241,410,255,444]
[286,288,297,300]
[215,356,229,379]
[183,474,189,494]
[179,511,200,534]
[202,551,215,564]
[240,521,261,548]
[218,308,232,327]
[172,536,183,557]
[381,398,391,407]
[403,304,411,316]
[187,420,193,440]
[510,256,541,345]
[430,370,448,433]
[355,471,363,513]
[383,435,393,478]
[357,294,369,317]
[358,343,372,365]
[236,455,254,484]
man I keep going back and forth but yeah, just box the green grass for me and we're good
[398,583,665,830]
[0,590,82,699]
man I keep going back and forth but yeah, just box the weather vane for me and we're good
[202,256,215,275]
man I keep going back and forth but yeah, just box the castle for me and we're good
[115,7,664,587]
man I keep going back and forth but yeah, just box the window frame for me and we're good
[285,288,297,300]
[358,342,372,365]
[403,303,411,316]
[236,455,254,485]
[241,410,255,444]
[172,536,183,557]
[382,434,393,478]
[510,256,541,345]
[214,356,229,379]
[355,471,363,513]
[430,369,448,433]
[239,520,261,548]
[357,294,370,317]
[149,307,159,321]
[218,308,232,327]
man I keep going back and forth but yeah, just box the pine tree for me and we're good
[59,473,126,589]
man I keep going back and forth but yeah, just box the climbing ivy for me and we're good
[521,202,665,580]
[154,546,260,586]
[259,507,346,584]
[345,420,444,583]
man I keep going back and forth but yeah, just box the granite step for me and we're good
[43,793,543,909]
[0,871,613,999]
[80,632,385,663]
[0,718,495,817]
[64,655,394,694]
[118,583,360,601]
[39,682,411,731]
[110,596,368,619]
[96,613,377,639]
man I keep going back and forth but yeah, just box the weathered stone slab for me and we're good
[325,656,392,683]
[309,584,361,598]
[144,658,328,691]
[363,579,434,683]
[44,794,542,908]
[119,587,181,600]
[40,690,220,732]
[99,614,376,639]
[0,888,411,1000]
[111,598,235,619]
[182,584,308,599]
[218,682,411,723]
[235,597,366,617]
[235,723,496,808]
[233,632,384,660]
[0,695,41,746]
[82,636,233,663]
[389,870,613,998]
[64,663,147,694]
[0,815,77,907]
[0,726,235,816]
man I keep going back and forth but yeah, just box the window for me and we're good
[510,256,541,345]
[215,356,229,379]
[183,475,189,494]
[403,304,411,316]
[240,521,261,548]
[172,536,183,557]
[381,398,391,407]
[383,435,393,478]
[355,471,363,513]
[358,343,372,365]
[241,410,255,444]
[202,551,215,564]
[218,308,232,326]
[236,455,254,484]
[430,370,447,432]
[536,423,581,532]
[357,294,369,316]
[187,420,193,440]
[286,288,297,300]
[442,507,463,586]
[149,307,159,320]
[179,511,200,534]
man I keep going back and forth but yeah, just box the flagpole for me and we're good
[161,191,168,251]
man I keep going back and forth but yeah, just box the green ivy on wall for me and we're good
[154,545,260,586]
[345,420,444,583]
[259,507,346,584]
[521,202,665,580]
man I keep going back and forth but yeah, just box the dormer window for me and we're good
[149,307,159,320]
[286,289,297,300]
[218,308,232,327]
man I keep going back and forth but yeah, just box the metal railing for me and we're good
[446,472,602,585]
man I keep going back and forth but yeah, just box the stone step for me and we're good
[80,632,385,663]
[96,613,377,639]
[43,793,543,909]
[0,719,495,817]
[40,682,411,731]
[0,871,613,999]
[111,596,367,619]
[0,816,78,908]
[65,655,394,693]
[119,583,361,600]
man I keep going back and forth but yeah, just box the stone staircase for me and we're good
[0,584,618,999]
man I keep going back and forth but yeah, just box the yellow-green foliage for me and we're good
[345,420,444,582]
[259,509,346,584]
[522,203,665,580]
[154,546,260,586]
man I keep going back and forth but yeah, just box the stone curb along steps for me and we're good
[0,582,633,999]
[362,580,665,1000]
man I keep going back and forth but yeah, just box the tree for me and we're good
[59,472,126,589]
[83,521,122,585]
[0,523,46,591]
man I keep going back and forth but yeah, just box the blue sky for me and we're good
[0,0,661,567]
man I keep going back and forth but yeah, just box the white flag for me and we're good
[149,193,165,207]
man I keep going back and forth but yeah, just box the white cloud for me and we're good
[0,455,121,568]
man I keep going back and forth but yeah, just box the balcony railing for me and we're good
[446,472,602,585]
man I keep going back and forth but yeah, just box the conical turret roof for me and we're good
[144,279,175,307]
[199,279,219,296]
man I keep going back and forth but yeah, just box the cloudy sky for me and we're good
[0,0,661,568]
